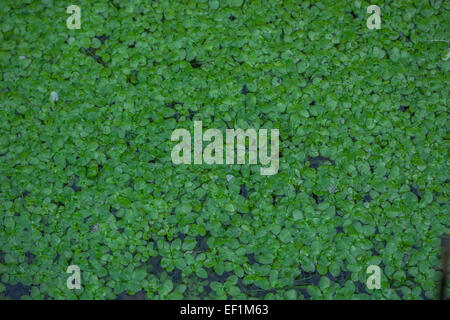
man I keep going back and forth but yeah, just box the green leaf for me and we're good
[160,279,173,296]
[279,229,292,243]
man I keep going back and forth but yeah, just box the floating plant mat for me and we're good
[0,0,449,299]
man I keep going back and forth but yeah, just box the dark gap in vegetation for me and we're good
[109,206,118,217]
[195,236,208,252]
[371,247,378,257]
[246,253,256,264]
[356,281,368,294]
[399,105,409,112]
[176,232,185,242]
[306,155,334,169]
[168,268,182,283]
[126,70,138,85]
[145,255,163,275]
[207,269,233,283]
[326,270,352,287]
[69,183,81,192]
[299,288,311,299]
[188,109,195,120]
[4,283,31,299]
[165,101,183,109]
[81,47,107,66]
[54,200,65,207]
[229,14,236,21]
[188,58,202,69]
[241,84,248,95]
[301,270,321,286]
[95,34,110,45]
[165,112,181,121]
[128,41,136,48]
[109,0,121,10]
[115,290,146,300]
[200,281,214,297]
[363,194,372,203]
[14,110,25,118]
[409,185,422,200]
[239,183,248,199]
[349,11,358,19]
[310,192,322,204]
[237,277,275,298]
[52,253,60,263]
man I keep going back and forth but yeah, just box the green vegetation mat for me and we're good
[0,0,449,299]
